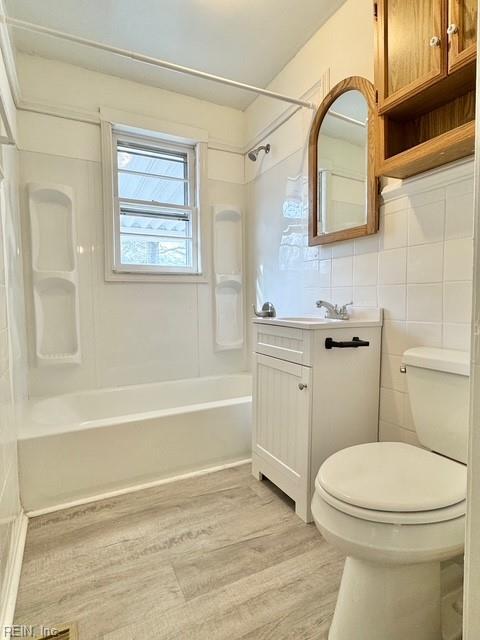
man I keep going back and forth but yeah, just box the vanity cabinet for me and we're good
[375,0,477,178]
[252,315,382,522]
[253,353,312,520]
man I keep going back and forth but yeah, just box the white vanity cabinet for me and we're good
[252,311,383,522]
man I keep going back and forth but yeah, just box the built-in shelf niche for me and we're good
[379,84,476,179]
[213,205,244,351]
[28,183,81,366]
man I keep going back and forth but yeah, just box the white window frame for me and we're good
[101,111,208,283]
[113,131,198,275]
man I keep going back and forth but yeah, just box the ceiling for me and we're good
[5,0,346,110]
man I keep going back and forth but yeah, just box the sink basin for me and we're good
[278,316,341,323]
[253,309,383,330]
[253,315,346,329]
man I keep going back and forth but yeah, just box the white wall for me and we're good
[245,0,374,153]
[16,54,248,397]
[245,0,475,445]
[17,54,245,151]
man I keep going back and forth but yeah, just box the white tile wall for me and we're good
[379,248,407,284]
[353,253,378,286]
[406,321,442,348]
[378,285,406,321]
[379,421,421,446]
[382,210,408,249]
[332,256,353,287]
[407,284,443,322]
[407,196,445,246]
[353,285,377,308]
[378,169,473,442]
[444,238,473,281]
[445,183,474,240]
[248,148,474,445]
[407,243,443,283]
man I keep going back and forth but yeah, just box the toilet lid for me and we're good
[315,482,466,524]
[318,442,467,512]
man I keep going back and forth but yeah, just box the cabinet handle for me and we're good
[298,383,308,391]
[325,337,370,349]
[429,36,441,47]
[447,24,459,36]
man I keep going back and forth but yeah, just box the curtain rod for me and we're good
[329,111,366,127]
[2,16,317,110]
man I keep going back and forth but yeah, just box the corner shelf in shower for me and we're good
[213,205,244,351]
[28,183,81,366]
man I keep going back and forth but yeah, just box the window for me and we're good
[112,130,199,275]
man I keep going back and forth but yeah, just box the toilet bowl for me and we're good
[311,347,470,640]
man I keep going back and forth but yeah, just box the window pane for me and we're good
[120,212,190,239]
[112,133,197,274]
[117,147,186,179]
[118,172,187,205]
[120,235,190,268]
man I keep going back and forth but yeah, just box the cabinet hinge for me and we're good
[373,2,378,20]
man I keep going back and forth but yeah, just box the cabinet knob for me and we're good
[298,383,308,391]
[447,24,459,36]
[429,36,441,47]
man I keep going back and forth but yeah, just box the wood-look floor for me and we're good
[14,464,344,639]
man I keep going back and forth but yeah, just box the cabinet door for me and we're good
[253,354,311,484]
[376,0,447,110]
[448,0,477,72]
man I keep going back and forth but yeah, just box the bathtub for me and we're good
[18,373,252,513]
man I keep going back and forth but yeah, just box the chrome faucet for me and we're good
[316,299,352,320]
[253,302,276,318]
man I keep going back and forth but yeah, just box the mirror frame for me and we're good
[308,76,379,245]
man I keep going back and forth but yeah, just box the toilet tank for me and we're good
[403,347,470,464]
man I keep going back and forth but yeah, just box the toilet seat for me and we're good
[316,442,467,525]
[315,482,466,525]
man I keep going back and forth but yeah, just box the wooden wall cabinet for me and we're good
[377,0,447,112]
[448,0,477,73]
[375,0,477,178]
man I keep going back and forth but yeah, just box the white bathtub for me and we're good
[19,373,252,512]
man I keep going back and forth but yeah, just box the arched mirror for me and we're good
[308,76,379,245]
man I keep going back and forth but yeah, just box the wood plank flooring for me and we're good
[14,464,344,639]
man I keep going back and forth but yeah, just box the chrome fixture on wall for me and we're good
[248,144,271,162]
[252,301,276,318]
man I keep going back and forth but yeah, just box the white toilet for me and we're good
[311,347,469,640]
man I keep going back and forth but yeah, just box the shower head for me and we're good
[248,143,271,161]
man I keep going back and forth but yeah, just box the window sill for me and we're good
[105,270,209,284]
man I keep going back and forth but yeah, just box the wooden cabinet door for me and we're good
[448,0,477,72]
[376,0,447,110]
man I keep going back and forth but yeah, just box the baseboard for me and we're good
[0,512,28,639]
[26,458,252,518]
